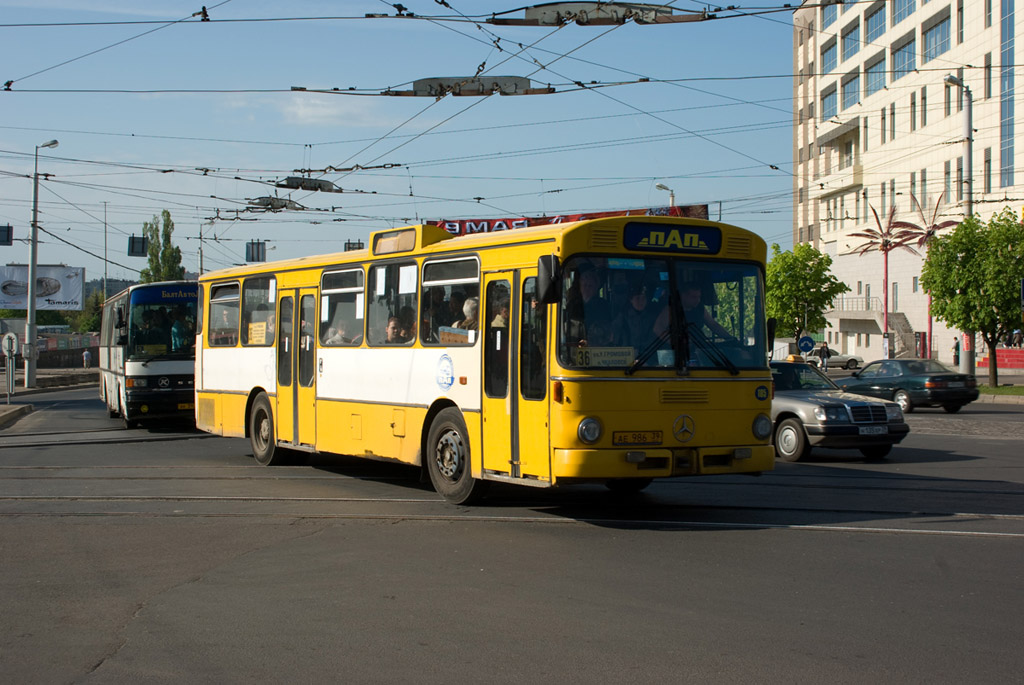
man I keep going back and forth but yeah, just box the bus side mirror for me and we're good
[537,255,560,304]
[115,306,125,329]
[766,317,777,361]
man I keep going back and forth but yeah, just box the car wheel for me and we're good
[894,390,913,413]
[774,418,809,462]
[846,359,858,369]
[943,404,963,413]
[860,445,891,461]
[426,407,489,504]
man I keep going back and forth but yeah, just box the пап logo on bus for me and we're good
[623,222,721,254]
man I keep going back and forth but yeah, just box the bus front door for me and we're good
[275,289,317,447]
[481,270,550,483]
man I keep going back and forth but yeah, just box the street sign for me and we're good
[1,332,18,358]
[798,335,815,353]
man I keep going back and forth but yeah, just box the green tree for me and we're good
[139,210,185,283]
[66,290,104,332]
[0,309,68,326]
[766,242,850,340]
[920,208,1024,387]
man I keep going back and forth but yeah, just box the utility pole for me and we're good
[945,73,974,373]
[25,138,59,388]
[103,201,108,300]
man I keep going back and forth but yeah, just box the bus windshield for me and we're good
[126,285,199,360]
[558,256,766,371]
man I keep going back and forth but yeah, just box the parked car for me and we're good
[806,351,863,370]
[770,360,909,461]
[836,358,979,413]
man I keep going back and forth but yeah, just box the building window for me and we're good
[842,22,861,61]
[986,0,993,28]
[866,5,886,42]
[985,52,993,98]
[956,67,964,112]
[857,281,863,295]
[880,181,886,214]
[892,39,916,81]
[890,178,896,210]
[865,55,886,97]
[863,119,869,151]
[945,83,951,116]
[957,0,964,44]
[842,139,854,168]
[893,0,915,25]
[822,87,838,120]
[798,186,804,203]
[881,107,886,144]
[890,102,896,139]
[956,156,963,202]
[910,92,917,131]
[984,147,992,193]
[923,16,950,62]
[920,169,928,206]
[913,276,919,293]
[1000,0,1015,187]
[910,171,917,200]
[823,3,837,29]
[944,160,951,202]
[921,86,927,127]
[842,73,860,110]
[866,333,871,346]
[822,41,838,75]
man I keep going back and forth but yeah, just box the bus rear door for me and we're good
[275,288,318,447]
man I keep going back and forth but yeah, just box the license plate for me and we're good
[178,402,194,410]
[613,430,663,446]
[859,425,887,435]
[948,381,964,388]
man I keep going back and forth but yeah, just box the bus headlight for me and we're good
[126,377,147,388]
[577,417,603,444]
[752,414,772,440]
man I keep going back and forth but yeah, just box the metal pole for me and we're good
[25,139,58,388]
[103,201,108,299]
[945,75,975,374]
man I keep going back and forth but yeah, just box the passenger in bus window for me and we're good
[170,307,189,351]
[447,291,467,326]
[398,305,417,341]
[678,281,733,341]
[491,298,509,327]
[385,316,407,344]
[614,281,658,351]
[453,296,479,331]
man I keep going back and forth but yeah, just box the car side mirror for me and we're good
[850,370,859,378]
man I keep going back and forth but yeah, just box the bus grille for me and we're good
[660,389,709,404]
[590,228,619,248]
[724,236,752,257]
[850,405,887,423]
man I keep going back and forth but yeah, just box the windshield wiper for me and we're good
[625,328,671,376]
[686,324,739,375]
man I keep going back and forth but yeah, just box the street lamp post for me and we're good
[944,74,974,374]
[655,183,675,207]
[24,138,59,388]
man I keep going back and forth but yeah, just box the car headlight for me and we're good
[813,405,849,422]
[752,413,773,440]
[886,405,904,421]
[577,417,603,444]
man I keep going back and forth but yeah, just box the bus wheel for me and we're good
[605,478,653,494]
[250,393,281,466]
[426,408,488,505]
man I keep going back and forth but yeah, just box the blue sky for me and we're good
[0,0,795,281]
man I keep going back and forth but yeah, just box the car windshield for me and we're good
[771,363,839,391]
[557,255,767,371]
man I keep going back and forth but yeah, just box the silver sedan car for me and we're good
[806,351,864,370]
[770,360,909,462]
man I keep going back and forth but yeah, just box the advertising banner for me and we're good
[0,265,85,310]
[428,204,709,237]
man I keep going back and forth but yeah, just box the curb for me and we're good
[0,404,33,429]
[975,394,1024,405]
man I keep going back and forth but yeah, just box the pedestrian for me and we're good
[82,348,91,369]
[815,341,832,371]
[952,338,960,366]
[1014,329,1023,348]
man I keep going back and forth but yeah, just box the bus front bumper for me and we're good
[552,444,774,481]
[124,389,195,423]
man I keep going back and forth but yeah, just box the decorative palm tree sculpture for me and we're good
[847,205,921,347]
[903,192,958,358]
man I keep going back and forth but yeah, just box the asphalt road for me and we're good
[2,388,1022,683]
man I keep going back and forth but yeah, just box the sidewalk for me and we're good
[0,367,99,428]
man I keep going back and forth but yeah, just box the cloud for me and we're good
[278,93,383,128]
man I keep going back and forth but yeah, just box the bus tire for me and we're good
[426,407,488,505]
[250,393,282,466]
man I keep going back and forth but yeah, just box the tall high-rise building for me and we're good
[792,0,1020,365]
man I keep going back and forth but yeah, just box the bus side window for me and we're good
[484,280,510,398]
[521,278,546,400]
[209,283,240,347]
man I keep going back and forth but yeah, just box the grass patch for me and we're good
[978,384,1024,396]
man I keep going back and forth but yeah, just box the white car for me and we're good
[807,352,863,370]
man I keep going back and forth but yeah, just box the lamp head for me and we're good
[944,74,963,88]
[39,139,59,150]
[655,183,672,192]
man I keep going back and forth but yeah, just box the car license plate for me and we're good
[859,425,887,435]
[948,381,964,388]
[178,402,194,410]
[613,431,662,446]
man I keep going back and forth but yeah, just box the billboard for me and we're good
[428,204,709,237]
[0,265,85,310]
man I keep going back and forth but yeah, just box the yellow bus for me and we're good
[195,216,776,503]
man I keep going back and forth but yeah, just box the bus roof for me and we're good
[198,215,762,282]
